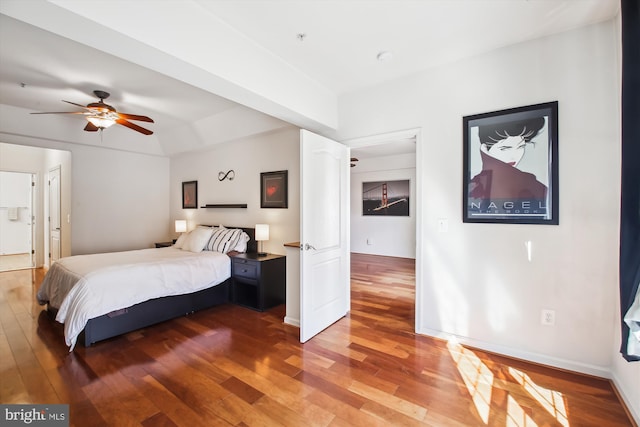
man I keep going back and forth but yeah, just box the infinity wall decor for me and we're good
[218,170,235,181]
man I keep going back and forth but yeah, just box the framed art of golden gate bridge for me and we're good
[362,180,410,216]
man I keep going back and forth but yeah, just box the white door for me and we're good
[300,130,350,343]
[49,166,61,264]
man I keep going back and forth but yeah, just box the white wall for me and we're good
[69,144,169,254]
[0,136,170,255]
[169,127,300,255]
[338,18,639,421]
[338,20,621,375]
[350,153,416,258]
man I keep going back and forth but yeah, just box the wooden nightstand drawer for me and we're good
[232,259,258,279]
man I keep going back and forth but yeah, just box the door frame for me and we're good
[29,172,35,268]
[48,165,61,266]
[342,128,423,332]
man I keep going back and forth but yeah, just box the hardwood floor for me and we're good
[0,253,634,426]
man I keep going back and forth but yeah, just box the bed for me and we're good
[37,225,256,350]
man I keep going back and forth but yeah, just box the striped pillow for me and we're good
[232,231,250,252]
[205,228,243,253]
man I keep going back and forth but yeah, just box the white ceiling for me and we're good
[0,0,619,157]
[0,15,243,130]
[203,0,619,95]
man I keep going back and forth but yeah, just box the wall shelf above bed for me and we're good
[201,204,247,208]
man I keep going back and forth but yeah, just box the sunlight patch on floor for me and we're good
[447,338,571,427]
[506,394,538,427]
[508,367,569,427]
[447,338,494,424]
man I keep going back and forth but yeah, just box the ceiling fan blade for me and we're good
[117,113,154,123]
[62,100,92,110]
[84,122,99,132]
[31,111,88,115]
[116,118,153,135]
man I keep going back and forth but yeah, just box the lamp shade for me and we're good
[255,224,269,241]
[175,219,187,233]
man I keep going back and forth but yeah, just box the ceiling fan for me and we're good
[31,90,154,135]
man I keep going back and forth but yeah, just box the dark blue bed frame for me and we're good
[49,226,256,347]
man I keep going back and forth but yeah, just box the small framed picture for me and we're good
[182,180,198,209]
[362,180,410,216]
[260,170,288,208]
[463,101,559,225]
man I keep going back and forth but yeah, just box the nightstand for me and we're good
[155,241,174,248]
[231,253,286,311]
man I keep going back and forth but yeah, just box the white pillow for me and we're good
[173,232,189,249]
[183,227,214,253]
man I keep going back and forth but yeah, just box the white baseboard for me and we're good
[417,327,640,424]
[284,316,300,327]
[416,327,611,378]
[610,370,640,425]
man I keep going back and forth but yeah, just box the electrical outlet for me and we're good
[541,309,555,326]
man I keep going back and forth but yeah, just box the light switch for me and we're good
[438,218,448,233]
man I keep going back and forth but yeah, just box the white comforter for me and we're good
[37,247,231,350]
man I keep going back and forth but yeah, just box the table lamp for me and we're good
[175,219,187,233]
[255,224,269,256]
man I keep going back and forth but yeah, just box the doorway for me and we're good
[345,128,421,329]
[0,143,72,268]
[0,171,35,271]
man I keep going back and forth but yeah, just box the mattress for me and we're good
[37,247,231,349]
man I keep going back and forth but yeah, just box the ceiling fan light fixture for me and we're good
[87,116,116,129]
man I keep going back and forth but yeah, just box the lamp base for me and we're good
[257,240,267,257]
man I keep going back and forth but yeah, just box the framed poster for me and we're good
[260,170,288,208]
[182,180,198,209]
[462,101,558,224]
[362,180,410,216]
